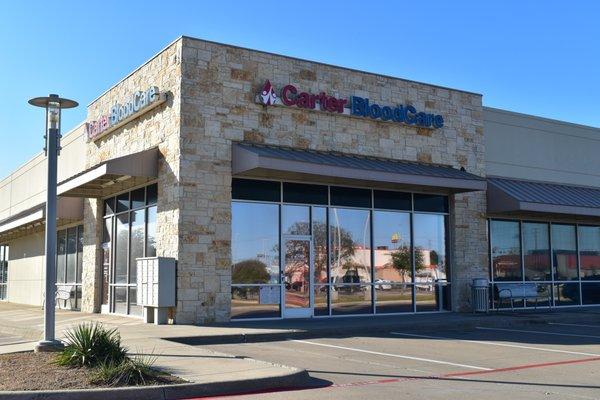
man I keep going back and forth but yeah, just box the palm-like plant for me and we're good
[55,322,127,368]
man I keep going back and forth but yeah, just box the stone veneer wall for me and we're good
[80,36,488,321]
[81,40,182,313]
[179,37,488,322]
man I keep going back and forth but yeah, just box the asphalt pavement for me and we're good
[196,321,600,400]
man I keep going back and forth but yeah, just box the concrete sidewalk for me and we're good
[0,303,308,399]
[2,302,600,347]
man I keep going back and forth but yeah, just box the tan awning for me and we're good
[488,177,600,217]
[233,143,486,193]
[58,148,158,198]
[0,198,83,242]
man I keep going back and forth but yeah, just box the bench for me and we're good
[495,283,551,311]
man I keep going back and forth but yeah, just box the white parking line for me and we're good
[549,322,600,329]
[293,339,491,371]
[476,326,600,339]
[390,331,600,357]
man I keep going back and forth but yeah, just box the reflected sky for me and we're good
[231,202,279,267]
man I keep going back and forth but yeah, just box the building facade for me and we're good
[0,37,598,324]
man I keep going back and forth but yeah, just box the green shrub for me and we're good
[92,354,160,386]
[55,322,127,368]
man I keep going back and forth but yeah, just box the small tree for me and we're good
[390,246,425,282]
[429,250,439,266]
[232,259,270,284]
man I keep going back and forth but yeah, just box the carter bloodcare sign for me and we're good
[85,86,166,142]
[257,80,444,129]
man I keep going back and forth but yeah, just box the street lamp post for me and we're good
[28,94,78,352]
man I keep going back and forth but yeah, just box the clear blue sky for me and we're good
[1,0,598,178]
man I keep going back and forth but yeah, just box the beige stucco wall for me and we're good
[176,37,487,321]
[0,124,86,307]
[6,231,45,306]
[0,124,86,222]
[484,107,600,187]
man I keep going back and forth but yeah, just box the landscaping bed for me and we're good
[0,352,183,391]
[0,322,185,392]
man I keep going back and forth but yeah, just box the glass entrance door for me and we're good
[282,236,313,318]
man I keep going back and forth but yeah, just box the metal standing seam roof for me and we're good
[235,142,484,181]
[488,177,600,208]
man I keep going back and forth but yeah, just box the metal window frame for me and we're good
[488,216,600,310]
[55,224,84,310]
[230,177,451,320]
[102,182,158,318]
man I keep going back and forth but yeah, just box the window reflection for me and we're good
[57,231,66,284]
[0,245,9,301]
[231,202,279,284]
[414,214,447,283]
[146,206,157,257]
[103,184,158,316]
[555,283,580,306]
[579,226,600,279]
[329,208,371,284]
[332,285,372,315]
[491,220,521,281]
[282,205,310,235]
[231,286,281,319]
[373,211,411,283]
[582,282,600,304]
[130,209,145,284]
[66,228,77,283]
[230,182,451,319]
[376,284,412,313]
[313,207,328,284]
[115,214,129,284]
[523,223,550,281]
[552,224,578,280]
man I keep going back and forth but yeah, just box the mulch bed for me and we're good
[0,352,184,391]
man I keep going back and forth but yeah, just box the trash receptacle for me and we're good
[472,278,489,313]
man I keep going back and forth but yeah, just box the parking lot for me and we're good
[200,322,600,400]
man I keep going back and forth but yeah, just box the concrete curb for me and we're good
[0,366,310,400]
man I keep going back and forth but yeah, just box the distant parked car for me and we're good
[375,279,392,290]
[415,271,435,291]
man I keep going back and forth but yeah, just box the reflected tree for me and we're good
[232,259,270,284]
[390,246,425,282]
[283,221,356,283]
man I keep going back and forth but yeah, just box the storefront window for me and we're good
[329,208,372,285]
[313,207,328,284]
[490,220,600,309]
[129,209,145,284]
[231,202,279,285]
[552,224,578,280]
[66,227,77,283]
[523,222,550,281]
[115,213,129,284]
[282,205,310,236]
[146,206,157,257]
[373,211,411,283]
[0,245,8,300]
[57,231,67,285]
[491,220,522,281]
[55,225,84,309]
[231,179,449,319]
[103,183,158,316]
[414,213,447,311]
[231,201,280,319]
[578,226,600,279]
